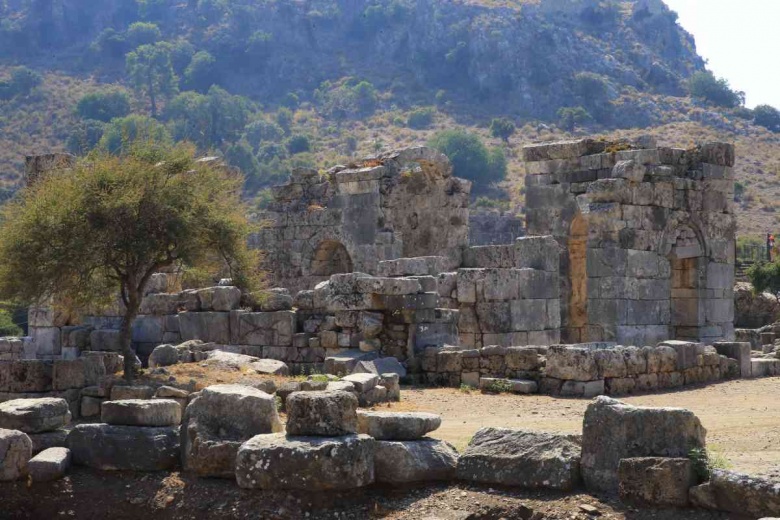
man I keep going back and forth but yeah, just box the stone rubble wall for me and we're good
[468,209,525,246]
[421,340,746,396]
[523,138,736,347]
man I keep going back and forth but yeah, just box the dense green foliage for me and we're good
[0,306,22,337]
[489,118,516,143]
[0,140,259,378]
[747,261,780,298]
[0,66,42,100]
[557,106,593,131]
[77,90,132,122]
[428,130,506,189]
[753,105,780,133]
[407,107,435,130]
[688,71,744,108]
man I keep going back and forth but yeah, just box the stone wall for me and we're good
[421,340,745,396]
[251,147,470,293]
[523,138,736,346]
[0,338,31,361]
[468,209,525,246]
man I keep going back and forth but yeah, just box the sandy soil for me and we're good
[393,376,780,475]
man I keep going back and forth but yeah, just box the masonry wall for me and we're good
[523,138,736,346]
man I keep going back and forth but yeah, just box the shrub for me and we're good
[483,379,513,394]
[753,104,780,133]
[287,134,311,154]
[0,66,42,100]
[67,119,106,155]
[747,261,780,299]
[428,129,506,188]
[557,106,593,131]
[244,119,285,147]
[407,107,435,129]
[126,22,162,48]
[0,308,22,337]
[689,447,731,480]
[98,114,171,155]
[688,71,744,108]
[490,117,516,142]
[76,90,132,122]
[184,50,218,92]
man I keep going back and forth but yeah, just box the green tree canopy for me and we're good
[753,104,780,133]
[165,86,253,149]
[489,117,516,143]
[428,129,507,188]
[184,50,218,92]
[126,42,178,116]
[747,261,780,300]
[0,141,259,379]
[688,71,744,108]
[76,89,132,122]
[126,22,162,48]
[99,114,171,155]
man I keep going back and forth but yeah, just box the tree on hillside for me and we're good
[76,89,132,122]
[428,129,507,188]
[490,117,516,143]
[747,261,780,302]
[184,50,219,92]
[753,104,780,133]
[0,141,260,380]
[688,71,744,109]
[99,114,171,154]
[126,42,178,117]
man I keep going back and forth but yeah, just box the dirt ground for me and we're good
[394,376,780,475]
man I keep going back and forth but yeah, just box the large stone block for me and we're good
[457,428,581,491]
[285,390,358,436]
[182,384,282,478]
[197,286,242,312]
[89,329,122,352]
[581,397,706,493]
[232,311,294,347]
[618,457,696,507]
[67,424,180,471]
[0,398,71,433]
[708,469,780,518]
[0,360,53,393]
[131,315,165,344]
[375,439,458,484]
[510,299,548,332]
[0,428,32,481]
[179,312,231,344]
[101,399,182,427]
[713,342,752,378]
[28,447,71,482]
[657,340,701,370]
[545,346,598,381]
[514,236,559,272]
[357,411,441,440]
[236,433,375,491]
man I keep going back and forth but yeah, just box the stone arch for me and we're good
[567,213,589,342]
[309,240,353,277]
[666,224,707,340]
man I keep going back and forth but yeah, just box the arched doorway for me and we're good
[668,226,705,340]
[568,214,588,342]
[310,240,353,277]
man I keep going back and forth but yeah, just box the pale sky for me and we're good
[664,0,780,109]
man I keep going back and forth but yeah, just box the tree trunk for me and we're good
[120,299,140,382]
[148,72,157,118]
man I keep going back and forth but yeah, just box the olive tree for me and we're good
[0,141,260,380]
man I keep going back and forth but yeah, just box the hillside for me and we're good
[0,0,778,235]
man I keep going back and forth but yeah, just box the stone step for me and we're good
[479,377,538,394]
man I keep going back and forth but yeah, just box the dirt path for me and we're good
[393,376,780,475]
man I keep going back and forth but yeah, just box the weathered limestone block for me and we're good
[0,428,32,481]
[375,439,458,484]
[232,311,294,346]
[110,385,154,401]
[545,346,598,381]
[285,390,358,436]
[514,236,559,272]
[342,373,378,393]
[28,447,71,482]
[67,424,180,471]
[713,342,752,378]
[618,457,696,507]
[139,293,181,315]
[236,433,375,490]
[0,361,53,393]
[594,349,627,378]
[179,312,231,344]
[357,411,440,440]
[101,399,182,427]
[80,396,103,418]
[352,357,407,379]
[457,428,581,490]
[0,398,71,433]
[582,397,706,493]
[148,344,179,369]
[89,329,122,352]
[560,379,604,398]
[707,470,780,518]
[28,428,69,455]
[658,340,701,371]
[182,384,282,478]
[197,286,242,312]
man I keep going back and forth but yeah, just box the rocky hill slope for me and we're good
[0,0,778,235]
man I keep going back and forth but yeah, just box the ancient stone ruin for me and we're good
[2,139,779,518]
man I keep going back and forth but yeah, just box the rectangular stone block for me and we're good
[30,327,61,357]
[509,299,547,332]
[657,341,700,370]
[0,360,53,392]
[713,342,751,378]
[89,329,122,352]
[131,315,165,344]
[514,236,560,272]
[179,312,231,344]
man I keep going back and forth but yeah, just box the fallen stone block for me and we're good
[80,396,103,418]
[375,439,458,484]
[249,359,290,376]
[0,361,52,393]
[236,433,375,491]
[28,447,71,482]
[352,357,407,379]
[618,457,696,507]
[67,424,180,471]
[581,396,706,493]
[285,390,358,436]
[341,373,378,393]
[0,428,32,481]
[479,378,538,394]
[708,470,780,518]
[101,399,182,427]
[110,385,154,401]
[0,398,71,433]
[182,384,282,478]
[324,350,377,376]
[457,428,581,490]
[148,344,179,369]
[380,373,401,401]
[357,411,441,440]
[28,428,69,455]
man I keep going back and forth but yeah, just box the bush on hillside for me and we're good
[98,114,171,154]
[76,90,132,122]
[0,308,21,337]
[490,117,516,142]
[428,129,507,188]
[0,66,42,100]
[287,134,311,154]
[407,107,435,129]
[184,50,219,92]
[754,104,780,133]
[688,71,744,108]
[557,106,593,131]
